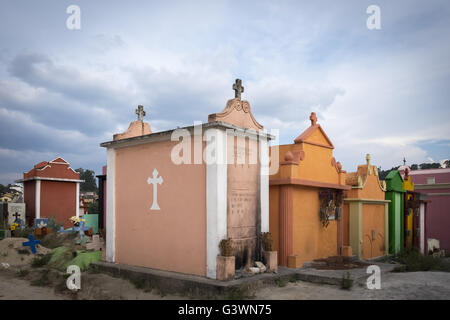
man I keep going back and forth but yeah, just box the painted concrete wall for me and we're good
[422,194,450,252]
[410,169,450,252]
[23,180,36,226]
[292,186,338,264]
[272,144,342,185]
[40,180,77,228]
[343,202,350,247]
[361,203,386,259]
[269,186,280,254]
[114,140,207,277]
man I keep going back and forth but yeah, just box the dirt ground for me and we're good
[255,271,450,300]
[0,237,51,266]
[0,267,183,300]
[1,265,449,300]
[1,237,449,300]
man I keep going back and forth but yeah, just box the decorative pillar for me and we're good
[205,128,228,279]
[349,201,362,258]
[76,182,80,218]
[35,179,41,219]
[106,148,116,263]
[384,202,390,255]
[259,136,269,233]
[279,185,293,266]
[420,202,425,254]
[337,213,343,255]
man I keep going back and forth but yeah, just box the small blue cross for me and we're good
[22,234,41,254]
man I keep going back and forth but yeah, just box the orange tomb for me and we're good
[269,112,350,267]
[342,154,390,260]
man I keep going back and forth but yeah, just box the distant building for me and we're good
[0,194,13,203]
[16,157,84,228]
[410,168,450,252]
[80,191,98,204]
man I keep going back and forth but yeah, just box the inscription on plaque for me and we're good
[229,189,257,216]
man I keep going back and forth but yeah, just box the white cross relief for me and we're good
[147,168,163,210]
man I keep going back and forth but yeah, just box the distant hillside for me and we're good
[378,160,449,181]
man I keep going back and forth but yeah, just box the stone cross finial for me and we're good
[136,105,146,121]
[366,154,371,166]
[403,157,406,165]
[232,79,244,100]
[310,112,317,126]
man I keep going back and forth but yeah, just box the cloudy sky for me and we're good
[1,0,449,184]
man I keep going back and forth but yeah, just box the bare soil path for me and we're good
[255,271,450,300]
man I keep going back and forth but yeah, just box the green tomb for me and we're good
[385,170,405,254]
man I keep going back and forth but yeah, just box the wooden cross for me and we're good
[232,79,244,99]
[136,105,146,121]
[310,112,317,126]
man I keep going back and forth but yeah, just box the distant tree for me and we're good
[410,164,419,170]
[444,160,450,168]
[378,166,399,181]
[0,184,13,196]
[88,200,99,215]
[419,163,441,170]
[75,168,98,193]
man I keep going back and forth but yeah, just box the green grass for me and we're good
[392,248,450,272]
[31,269,51,286]
[224,287,254,300]
[46,246,102,271]
[130,275,147,289]
[275,278,288,287]
[31,253,52,268]
[16,269,29,277]
[288,274,297,283]
[340,272,353,290]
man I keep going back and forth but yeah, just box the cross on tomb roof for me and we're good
[403,157,407,166]
[310,112,317,126]
[136,105,146,121]
[366,154,371,166]
[232,79,244,100]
